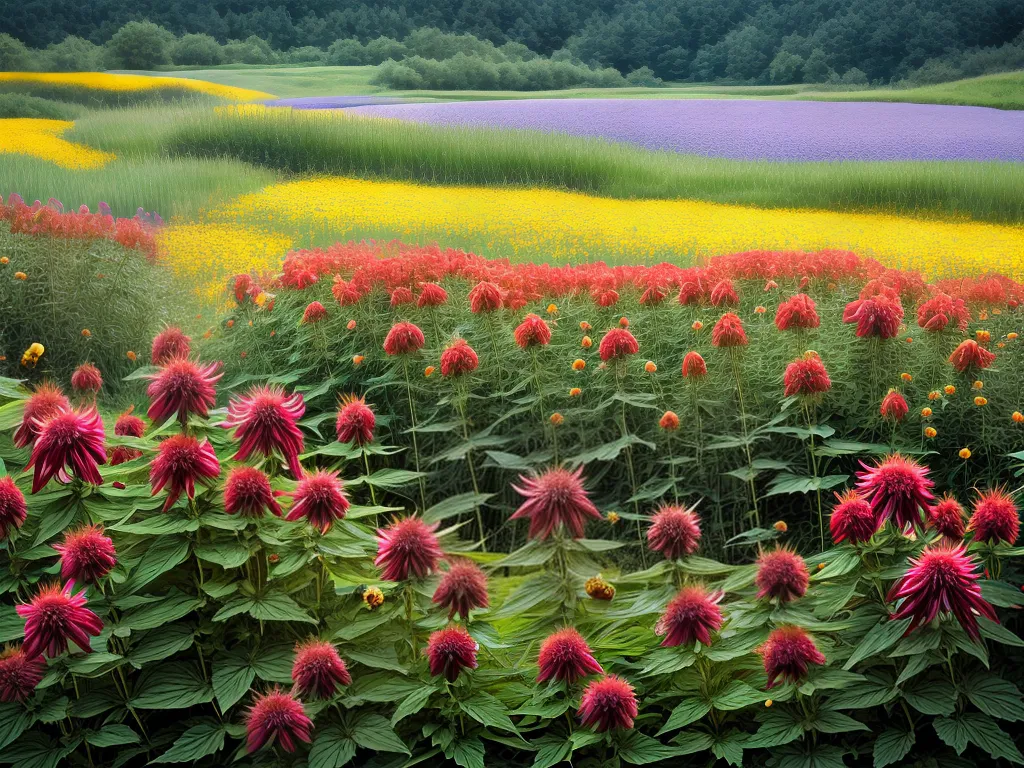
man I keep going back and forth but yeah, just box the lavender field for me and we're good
[349,98,1024,161]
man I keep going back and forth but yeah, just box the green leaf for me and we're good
[308,725,357,768]
[670,731,714,755]
[250,645,295,683]
[873,727,915,768]
[212,651,256,711]
[745,710,803,748]
[963,671,1024,722]
[980,580,1024,608]
[567,433,654,464]
[123,536,190,592]
[346,645,408,674]
[903,674,957,716]
[392,687,434,727]
[656,698,711,736]
[494,541,554,568]
[350,712,410,754]
[423,492,494,524]
[531,735,572,768]
[709,680,766,711]
[350,469,426,490]
[151,723,227,764]
[195,540,251,569]
[109,514,197,535]
[32,697,67,724]
[451,736,485,768]
[962,712,1024,764]
[765,473,847,496]
[934,716,970,754]
[0,732,71,768]
[0,703,33,750]
[711,732,745,767]
[127,624,195,667]
[811,710,870,733]
[460,692,518,734]
[843,618,911,670]
[248,592,316,624]
[121,594,202,632]
[0,606,23,643]
[130,663,214,709]
[978,616,1024,647]
[618,732,681,765]
[85,725,139,748]
[824,676,899,710]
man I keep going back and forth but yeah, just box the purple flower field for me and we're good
[266,96,412,109]
[348,98,1024,162]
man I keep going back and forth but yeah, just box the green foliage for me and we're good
[372,53,626,91]
[0,93,82,120]
[171,34,225,67]
[104,21,175,70]
[42,36,102,72]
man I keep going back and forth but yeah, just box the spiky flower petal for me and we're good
[0,477,27,540]
[291,640,351,699]
[221,385,305,479]
[335,394,375,446]
[758,626,825,688]
[647,503,701,559]
[26,407,106,492]
[149,434,221,511]
[578,676,638,731]
[145,359,221,426]
[968,488,1019,545]
[432,560,489,619]
[855,453,935,533]
[375,517,443,581]
[53,525,116,583]
[655,586,724,647]
[13,382,69,448]
[830,489,878,544]
[0,647,45,702]
[245,688,313,753]
[510,466,601,540]
[16,581,103,658]
[755,547,809,603]
[425,626,478,681]
[286,470,349,534]
[537,628,604,684]
[224,466,282,518]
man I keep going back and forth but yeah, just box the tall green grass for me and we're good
[806,70,1024,111]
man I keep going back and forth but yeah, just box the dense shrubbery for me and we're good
[0,93,82,120]
[372,54,629,91]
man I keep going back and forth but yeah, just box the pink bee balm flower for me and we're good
[53,525,116,583]
[578,675,638,731]
[221,385,305,479]
[598,328,639,361]
[432,560,489,619]
[783,351,831,398]
[375,517,443,581]
[681,351,707,379]
[647,503,702,559]
[0,476,27,540]
[843,293,904,339]
[440,339,479,377]
[335,394,375,446]
[17,581,103,658]
[758,626,825,688]
[775,294,820,331]
[855,453,935,533]
[145,358,222,426]
[468,281,503,313]
[967,487,1019,545]
[829,489,878,545]
[755,546,809,603]
[0,647,45,703]
[929,493,966,540]
[26,407,107,493]
[224,466,282,518]
[948,339,996,374]
[711,312,747,348]
[425,626,478,681]
[917,293,969,333]
[383,321,425,355]
[709,279,738,306]
[537,628,604,684]
[655,586,724,647]
[109,445,142,466]
[513,313,552,349]
[417,282,448,308]
[879,389,909,422]
[291,639,351,699]
[114,406,145,438]
[511,466,601,540]
[887,543,996,641]
[301,301,327,324]
[245,688,313,753]
[286,470,350,534]
[13,381,69,448]
[70,363,102,396]
[151,326,191,365]
[149,434,221,511]
[390,286,414,307]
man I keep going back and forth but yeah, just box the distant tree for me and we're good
[172,34,224,66]
[0,33,34,70]
[223,35,277,65]
[769,50,804,83]
[44,36,101,72]
[105,21,174,69]
[327,39,367,65]
[286,46,326,64]
[803,47,831,82]
[690,42,728,81]
[839,66,869,85]
[364,36,407,64]
[656,46,690,81]
[626,65,662,86]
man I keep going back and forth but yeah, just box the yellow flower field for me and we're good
[0,118,115,169]
[0,72,272,102]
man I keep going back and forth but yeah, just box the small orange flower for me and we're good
[944,385,956,395]
[226,319,234,328]
[572,358,586,371]
[900,372,912,382]
[550,412,564,426]
[765,699,773,708]
[606,511,620,524]
[1008,332,1018,340]
[546,303,558,315]
[424,365,435,377]
[921,407,932,418]
[644,361,657,373]
[979,310,989,321]
[754,305,766,314]
[584,576,615,601]
[247,320,253,327]
[363,586,385,610]
[579,321,591,331]
[569,387,582,397]
[618,317,629,328]
[353,355,364,366]
[14,271,27,280]
[659,410,680,430]
[581,336,593,349]
[924,427,937,438]
[998,342,1006,348]
[773,520,788,533]
[126,351,137,362]
[202,330,212,340]
[347,319,357,330]
[993,309,1003,316]
[905,337,913,344]
[817,563,826,570]
[81,329,91,338]
[928,390,941,401]
[270,330,276,337]
[973,380,984,390]
[692,321,703,331]
[0,256,8,264]
[1012,411,1024,424]
[974,396,987,407]
[240,351,247,359]
[268,553,280,564]
[959,448,972,460]
[976,330,991,343]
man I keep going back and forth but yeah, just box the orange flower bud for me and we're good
[572,358,586,371]
[581,336,593,348]
[569,387,582,397]
[644,361,657,373]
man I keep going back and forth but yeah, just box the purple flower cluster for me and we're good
[266,96,413,109]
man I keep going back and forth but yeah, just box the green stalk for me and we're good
[729,349,759,526]
[401,356,428,511]
[455,388,486,551]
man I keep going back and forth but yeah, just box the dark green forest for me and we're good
[2,0,1024,83]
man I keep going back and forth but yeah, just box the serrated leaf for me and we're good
[212,651,256,711]
[531,734,572,768]
[308,725,357,768]
[0,703,33,750]
[618,731,680,765]
[151,723,227,764]
[130,663,213,709]
[962,712,1024,764]
[903,674,957,716]
[423,493,494,524]
[85,724,138,748]
[978,616,1024,647]
[811,710,870,733]
[123,536,190,592]
[248,592,316,624]
[121,594,202,632]
[656,698,711,736]
[451,736,485,768]
[962,671,1024,722]
[459,692,517,734]
[873,727,915,768]
[127,624,195,667]
[709,680,766,710]
[843,618,910,670]
[392,687,434,727]
[195,540,251,569]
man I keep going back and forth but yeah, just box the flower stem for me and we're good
[402,357,428,510]
[456,390,486,551]
[730,349,759,526]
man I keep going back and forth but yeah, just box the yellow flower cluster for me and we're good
[0,72,272,102]
[0,118,115,169]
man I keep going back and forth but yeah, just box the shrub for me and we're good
[104,21,175,70]
[371,54,626,90]
[0,33,33,71]
[222,35,278,65]
[171,34,225,67]
[42,36,102,72]
[0,93,82,120]
[285,46,326,65]
[626,66,663,87]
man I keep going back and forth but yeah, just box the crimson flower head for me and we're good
[17,581,103,658]
[593,288,619,307]
[514,313,552,349]
[712,313,747,348]
[930,493,966,540]
[578,676,638,732]
[537,628,603,683]
[511,466,601,540]
[647,503,701,559]
[640,285,666,305]
[13,381,69,448]
[468,281,503,313]
[384,321,425,355]
[783,351,831,398]
[27,407,106,493]
[440,339,479,377]
[968,488,1019,545]
[376,517,442,580]
[843,294,904,339]
[221,385,305,479]
[879,389,909,422]
[830,489,878,544]
[109,445,142,466]
[917,293,969,333]
[888,543,996,641]
[335,394,375,446]
[948,340,996,374]
[145,358,222,425]
[432,560,489,619]
[682,351,707,379]
[224,466,282,518]
[659,411,680,430]
[418,282,448,308]
[390,286,414,307]
[286,470,349,533]
[291,640,351,699]
[149,434,221,511]
[301,301,327,324]
[71,363,102,396]
[0,647,45,703]
[0,477,27,540]
[710,279,738,306]
[656,586,724,647]
[426,626,478,681]
[151,326,191,365]
[245,688,313,753]
[758,626,825,688]
[114,406,145,438]
[755,546,809,603]
[53,525,116,583]
[598,328,639,361]
[775,294,820,331]
[856,453,934,532]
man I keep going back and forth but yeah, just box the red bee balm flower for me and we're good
[856,454,935,532]
[829,489,878,544]
[879,390,909,422]
[221,385,305,478]
[291,640,351,699]
[511,466,601,540]
[224,466,282,518]
[26,407,106,493]
[775,294,820,331]
[384,321,425,355]
[578,676,638,732]
[286,470,349,534]
[335,394,375,446]
[150,434,221,511]
[17,581,103,658]
[245,689,313,753]
[758,626,825,688]
[655,586,724,647]
[425,626,478,681]
[967,488,1019,545]
[843,294,904,339]
[888,543,997,641]
[917,293,969,333]
[440,339,479,377]
[145,359,221,425]
[929,493,966,540]
[0,476,27,539]
[711,313,747,348]
[681,351,707,380]
[53,525,116,583]
[0,647,45,703]
[514,313,551,348]
[468,281,503,313]
[13,381,69,448]
[151,326,191,365]
[659,411,680,430]
[433,560,489,619]
[390,286,413,307]
[71,363,102,395]
[598,328,639,361]
[755,547,809,603]
[640,285,666,305]
[537,628,604,683]
[417,282,448,308]
[647,503,701,559]
[783,351,831,398]
[710,279,738,306]
[301,301,327,324]
[376,517,443,580]
[948,339,996,374]
[114,407,145,438]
